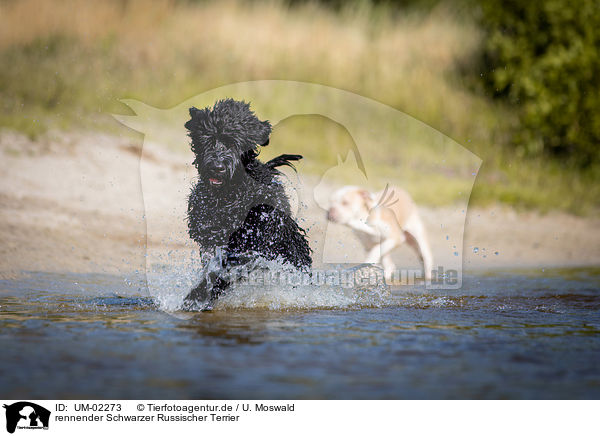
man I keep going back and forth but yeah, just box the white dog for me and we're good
[327,184,433,282]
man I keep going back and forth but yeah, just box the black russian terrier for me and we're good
[182,99,312,310]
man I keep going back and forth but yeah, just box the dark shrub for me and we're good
[478,0,600,166]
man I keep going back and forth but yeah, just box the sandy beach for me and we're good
[1,130,598,280]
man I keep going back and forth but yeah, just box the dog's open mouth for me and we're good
[209,177,223,186]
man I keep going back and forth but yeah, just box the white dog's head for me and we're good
[327,186,373,224]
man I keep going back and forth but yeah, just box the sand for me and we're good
[1,130,598,281]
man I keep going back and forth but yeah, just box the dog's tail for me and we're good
[266,154,303,172]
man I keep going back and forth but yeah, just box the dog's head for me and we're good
[185,99,271,188]
[327,186,373,224]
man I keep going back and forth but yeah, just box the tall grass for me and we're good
[0,0,597,213]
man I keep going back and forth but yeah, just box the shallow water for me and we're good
[1,268,599,399]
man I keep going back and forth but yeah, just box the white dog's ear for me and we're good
[358,189,373,207]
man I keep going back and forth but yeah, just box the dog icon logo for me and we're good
[3,402,50,434]
[114,80,480,305]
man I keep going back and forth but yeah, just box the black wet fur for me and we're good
[183,99,312,310]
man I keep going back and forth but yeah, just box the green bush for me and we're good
[478,0,600,167]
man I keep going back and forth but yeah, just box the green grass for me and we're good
[470,157,600,215]
[0,0,597,214]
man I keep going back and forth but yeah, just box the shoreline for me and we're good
[1,130,599,281]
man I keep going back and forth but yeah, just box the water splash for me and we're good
[145,249,393,313]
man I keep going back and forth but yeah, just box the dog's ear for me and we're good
[358,189,374,208]
[185,106,211,133]
[185,107,199,131]
[255,119,271,147]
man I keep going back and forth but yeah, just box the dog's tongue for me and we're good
[209,178,222,185]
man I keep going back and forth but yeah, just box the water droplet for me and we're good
[453,252,458,256]
[473,247,479,254]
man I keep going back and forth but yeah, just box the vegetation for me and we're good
[0,0,597,214]
[477,0,600,168]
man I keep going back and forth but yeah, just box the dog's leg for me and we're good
[348,219,380,237]
[381,254,396,282]
[184,248,231,311]
[365,237,400,264]
[365,243,382,264]
[183,272,229,311]
[404,213,433,281]
[350,218,385,264]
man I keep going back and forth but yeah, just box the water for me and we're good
[1,268,599,399]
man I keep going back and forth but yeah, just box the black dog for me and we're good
[182,99,312,310]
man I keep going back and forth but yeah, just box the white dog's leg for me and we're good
[348,219,380,237]
[365,244,383,264]
[351,218,387,263]
[404,214,433,281]
[381,254,396,282]
[365,237,400,263]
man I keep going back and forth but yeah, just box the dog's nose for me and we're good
[213,163,226,174]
